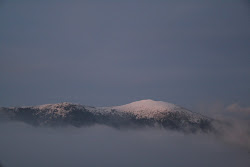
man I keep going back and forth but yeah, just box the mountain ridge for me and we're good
[0,99,214,133]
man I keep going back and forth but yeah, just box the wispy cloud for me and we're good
[226,103,250,114]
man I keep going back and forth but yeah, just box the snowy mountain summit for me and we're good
[111,99,184,118]
[0,100,214,133]
[113,99,177,113]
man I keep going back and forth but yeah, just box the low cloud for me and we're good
[195,102,250,149]
[0,122,250,167]
[226,103,250,114]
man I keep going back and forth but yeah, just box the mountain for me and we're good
[0,100,214,133]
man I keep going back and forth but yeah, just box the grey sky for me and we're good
[0,0,249,108]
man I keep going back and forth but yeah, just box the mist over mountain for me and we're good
[0,122,249,167]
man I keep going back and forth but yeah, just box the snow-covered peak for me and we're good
[112,99,177,111]
[108,99,181,119]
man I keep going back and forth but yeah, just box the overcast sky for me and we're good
[0,0,249,108]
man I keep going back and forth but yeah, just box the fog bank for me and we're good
[0,122,249,167]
